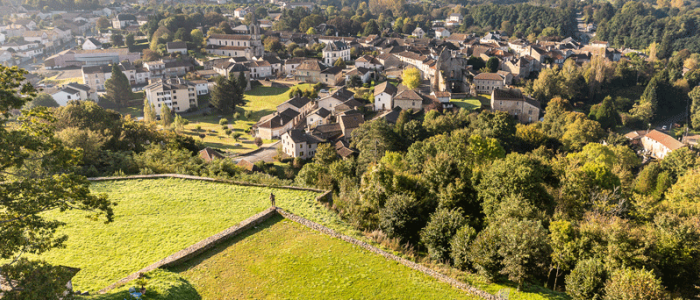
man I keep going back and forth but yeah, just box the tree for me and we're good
[191,29,204,46]
[161,103,172,127]
[143,98,156,123]
[402,67,421,90]
[111,33,124,47]
[690,86,700,129]
[0,65,113,299]
[588,96,620,130]
[293,48,306,57]
[420,208,465,261]
[210,74,243,114]
[97,16,110,29]
[604,267,667,300]
[125,33,135,51]
[363,19,380,36]
[566,258,607,300]
[350,119,400,170]
[174,28,191,43]
[104,64,131,107]
[664,168,700,215]
[450,225,477,270]
[237,71,248,91]
[333,58,346,68]
[486,57,499,73]
[379,193,428,244]
[23,93,59,109]
[306,27,317,35]
[498,218,550,290]
[313,143,337,165]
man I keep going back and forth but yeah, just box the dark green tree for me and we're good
[125,33,135,51]
[104,64,131,107]
[690,86,700,129]
[588,96,620,130]
[363,19,380,36]
[379,193,428,244]
[210,74,244,114]
[486,57,499,73]
[420,207,465,261]
[565,258,607,300]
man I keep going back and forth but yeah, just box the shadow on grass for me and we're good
[488,279,571,300]
[168,215,284,274]
[84,269,202,300]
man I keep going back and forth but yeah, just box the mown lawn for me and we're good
[180,83,313,154]
[451,98,482,111]
[170,215,479,300]
[29,178,320,292]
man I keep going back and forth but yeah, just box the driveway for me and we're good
[233,141,281,164]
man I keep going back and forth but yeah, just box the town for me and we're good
[1,0,700,299]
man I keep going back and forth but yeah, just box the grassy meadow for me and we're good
[30,178,320,292]
[169,215,480,300]
[451,98,483,111]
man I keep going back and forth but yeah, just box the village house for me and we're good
[317,87,355,112]
[473,72,506,94]
[166,41,188,55]
[244,60,272,79]
[490,88,540,124]
[212,60,251,90]
[45,48,141,68]
[393,88,423,111]
[143,78,199,116]
[374,81,398,111]
[306,107,331,128]
[143,59,194,79]
[205,33,264,59]
[112,14,137,29]
[640,130,686,159]
[281,129,326,159]
[339,113,365,141]
[448,13,463,23]
[412,27,425,38]
[50,83,95,105]
[255,96,316,140]
[322,40,350,66]
[355,55,383,70]
[82,38,103,50]
[435,28,451,39]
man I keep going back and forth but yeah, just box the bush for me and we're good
[293,157,303,169]
[603,267,667,300]
[224,129,232,135]
[219,118,228,125]
[254,137,263,147]
[234,112,241,119]
[450,225,477,270]
[565,258,606,300]
[244,110,252,120]
[379,193,427,244]
[195,125,201,131]
[420,208,465,262]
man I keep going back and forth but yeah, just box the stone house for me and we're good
[473,72,506,94]
[490,88,540,124]
[306,107,331,128]
[641,130,686,159]
[393,89,423,111]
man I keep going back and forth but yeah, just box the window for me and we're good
[67,95,71,99]
[95,79,100,84]
[158,104,161,107]
[300,144,303,148]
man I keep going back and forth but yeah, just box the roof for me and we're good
[199,147,225,162]
[85,37,102,46]
[376,106,402,124]
[321,66,343,75]
[65,82,91,92]
[309,107,330,118]
[474,72,504,81]
[492,88,524,101]
[296,59,325,71]
[115,13,136,21]
[433,91,451,98]
[394,89,422,101]
[285,129,325,144]
[374,81,397,96]
[236,159,261,172]
[282,96,312,109]
[340,114,365,130]
[643,130,685,151]
[330,86,355,101]
[310,123,342,136]
[167,41,187,49]
[323,40,349,51]
[625,130,648,140]
[82,65,112,74]
[208,34,252,41]
[144,78,194,91]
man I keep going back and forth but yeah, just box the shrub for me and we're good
[234,112,241,119]
[450,225,477,270]
[219,118,228,125]
[244,110,252,120]
[225,129,232,135]
[566,258,606,300]
[293,157,303,169]
[254,137,263,147]
[195,125,201,131]
[378,193,427,244]
[420,208,465,262]
[603,267,667,300]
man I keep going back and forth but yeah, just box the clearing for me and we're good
[451,98,483,111]
[30,178,319,292]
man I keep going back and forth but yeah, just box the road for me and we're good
[233,141,281,164]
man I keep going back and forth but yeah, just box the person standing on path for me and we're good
[270,192,276,207]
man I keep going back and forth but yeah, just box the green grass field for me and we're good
[29,178,320,292]
[169,215,479,299]
[451,98,483,111]
[180,84,313,154]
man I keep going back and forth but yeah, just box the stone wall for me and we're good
[276,208,503,300]
[98,207,278,293]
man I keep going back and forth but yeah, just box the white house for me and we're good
[640,130,686,159]
[435,28,450,39]
[281,129,326,159]
[82,38,102,50]
[234,7,249,19]
[412,27,425,38]
[373,81,397,111]
[191,80,210,95]
[166,41,188,54]
[50,83,94,106]
[448,13,463,23]
[322,40,350,66]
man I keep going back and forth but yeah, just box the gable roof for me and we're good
[374,81,397,96]
[644,130,685,151]
[281,96,312,109]
[167,41,187,49]
[285,129,326,144]
[199,147,225,162]
[474,72,504,81]
[394,89,422,101]
[340,114,365,130]
[85,37,102,46]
